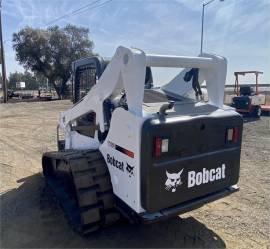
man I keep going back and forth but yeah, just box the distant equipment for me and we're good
[38,89,53,101]
[16,81,26,89]
[232,71,269,117]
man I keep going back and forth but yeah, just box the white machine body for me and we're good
[58,46,230,213]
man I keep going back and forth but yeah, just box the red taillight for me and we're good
[154,138,169,157]
[154,138,162,157]
[227,127,239,143]
[233,127,239,143]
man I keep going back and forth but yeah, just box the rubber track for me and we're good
[42,150,120,234]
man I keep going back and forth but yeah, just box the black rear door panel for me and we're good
[140,113,243,212]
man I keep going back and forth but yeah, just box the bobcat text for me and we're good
[188,164,226,188]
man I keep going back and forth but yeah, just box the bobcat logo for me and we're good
[126,163,134,177]
[165,169,184,192]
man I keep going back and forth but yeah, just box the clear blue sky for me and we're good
[2,0,270,85]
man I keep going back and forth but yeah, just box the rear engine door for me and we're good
[140,112,243,212]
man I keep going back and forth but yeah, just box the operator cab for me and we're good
[72,57,154,104]
[72,56,108,104]
[71,56,155,140]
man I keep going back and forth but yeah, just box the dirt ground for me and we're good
[0,100,269,249]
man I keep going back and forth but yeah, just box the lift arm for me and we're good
[59,46,147,133]
[59,46,227,143]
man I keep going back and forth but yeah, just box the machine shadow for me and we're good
[93,216,226,248]
[1,173,226,249]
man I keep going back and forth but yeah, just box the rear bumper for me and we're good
[139,185,239,224]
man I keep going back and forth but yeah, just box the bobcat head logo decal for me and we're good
[126,163,134,177]
[165,169,184,192]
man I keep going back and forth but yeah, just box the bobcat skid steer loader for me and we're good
[42,46,243,234]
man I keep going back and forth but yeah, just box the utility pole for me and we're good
[0,0,7,103]
[200,0,224,54]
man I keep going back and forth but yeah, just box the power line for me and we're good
[45,0,102,26]
[45,0,112,27]
[74,0,113,16]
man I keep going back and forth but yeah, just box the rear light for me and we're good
[154,138,162,157]
[154,138,169,157]
[233,127,239,143]
[227,127,239,143]
[161,139,169,153]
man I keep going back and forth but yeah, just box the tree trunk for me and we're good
[49,79,61,99]
[60,78,70,99]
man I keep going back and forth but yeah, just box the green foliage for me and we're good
[12,24,95,98]
[0,73,8,86]
[8,71,45,90]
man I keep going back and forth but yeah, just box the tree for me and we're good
[12,24,94,98]
[8,71,40,90]
[0,73,8,89]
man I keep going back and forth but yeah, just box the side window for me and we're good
[71,112,97,138]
